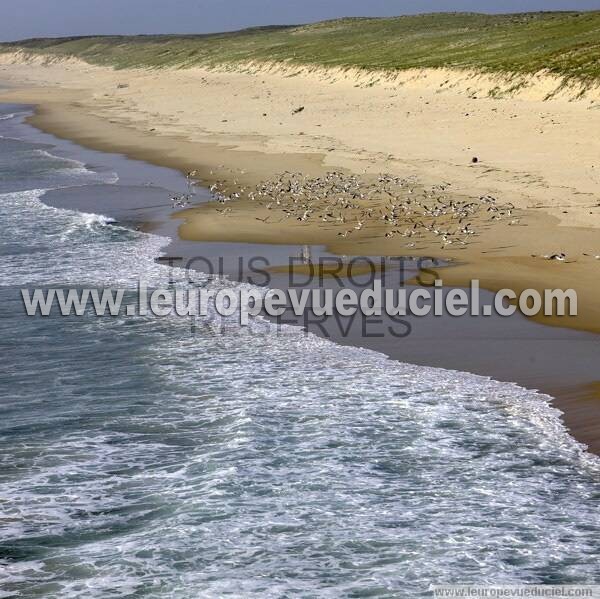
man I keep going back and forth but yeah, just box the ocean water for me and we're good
[1,107,599,598]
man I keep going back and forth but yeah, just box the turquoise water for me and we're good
[0,106,599,598]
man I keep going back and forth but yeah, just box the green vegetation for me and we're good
[2,12,600,82]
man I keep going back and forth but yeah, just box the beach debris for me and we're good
[292,106,305,115]
[117,83,129,89]
[471,156,479,163]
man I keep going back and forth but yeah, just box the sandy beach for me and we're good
[1,54,599,451]
[4,7,600,594]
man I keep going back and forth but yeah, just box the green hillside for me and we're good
[2,12,600,81]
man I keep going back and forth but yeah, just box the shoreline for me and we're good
[0,63,599,453]
[3,79,600,335]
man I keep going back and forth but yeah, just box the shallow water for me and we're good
[1,105,599,598]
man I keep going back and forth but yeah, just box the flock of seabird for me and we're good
[170,169,598,261]
[205,171,520,250]
[169,169,201,208]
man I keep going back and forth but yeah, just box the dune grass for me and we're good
[2,12,600,82]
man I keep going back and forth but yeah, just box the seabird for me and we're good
[543,252,567,261]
